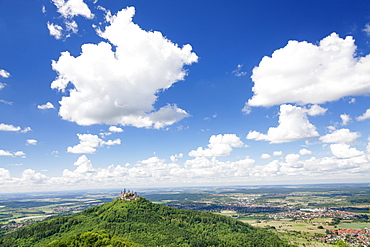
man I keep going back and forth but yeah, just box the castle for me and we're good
[117,189,140,201]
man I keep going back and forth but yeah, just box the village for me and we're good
[317,228,370,246]
[267,208,366,220]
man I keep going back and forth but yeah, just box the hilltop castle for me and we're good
[117,189,140,201]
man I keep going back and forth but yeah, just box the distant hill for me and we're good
[0,197,292,246]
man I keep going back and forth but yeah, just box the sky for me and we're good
[1,0,370,193]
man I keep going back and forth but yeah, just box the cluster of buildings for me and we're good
[117,189,140,201]
[317,228,370,246]
[267,209,362,220]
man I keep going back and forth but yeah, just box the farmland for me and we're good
[1,184,369,246]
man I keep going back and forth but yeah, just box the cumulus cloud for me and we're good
[189,134,244,157]
[170,153,183,163]
[51,7,197,128]
[319,128,360,144]
[357,109,370,121]
[273,151,283,156]
[0,69,10,78]
[0,123,21,132]
[38,102,55,109]
[64,155,95,176]
[0,168,11,181]
[109,126,123,133]
[247,33,370,108]
[285,153,300,164]
[0,123,31,132]
[67,133,121,154]
[27,139,37,145]
[47,22,63,40]
[20,169,48,184]
[299,148,313,156]
[246,104,319,143]
[330,143,364,159]
[340,114,351,125]
[51,0,94,19]
[2,147,370,192]
[261,153,271,159]
[306,105,327,116]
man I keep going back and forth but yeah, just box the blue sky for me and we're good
[1,0,370,193]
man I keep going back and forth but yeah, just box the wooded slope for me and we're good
[0,197,292,246]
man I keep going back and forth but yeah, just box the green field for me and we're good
[338,222,370,229]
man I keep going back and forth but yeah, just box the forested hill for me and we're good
[0,197,292,246]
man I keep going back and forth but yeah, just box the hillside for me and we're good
[0,197,292,246]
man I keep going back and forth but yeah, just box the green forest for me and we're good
[0,197,292,246]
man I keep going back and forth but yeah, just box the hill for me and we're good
[0,197,292,246]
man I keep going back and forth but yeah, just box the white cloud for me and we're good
[42,5,46,13]
[330,143,364,159]
[0,150,25,157]
[67,133,121,154]
[306,105,327,116]
[357,109,370,121]
[2,147,370,192]
[14,151,26,157]
[285,153,300,164]
[189,134,244,157]
[170,153,183,163]
[261,153,271,159]
[367,137,370,153]
[21,127,32,133]
[51,7,197,128]
[247,33,370,107]
[47,22,63,40]
[0,69,10,78]
[72,155,95,173]
[246,104,319,143]
[319,128,360,144]
[0,123,31,132]
[340,114,351,125]
[364,23,370,36]
[52,151,59,157]
[273,151,283,156]
[299,148,313,156]
[232,64,247,77]
[65,20,78,34]
[0,168,11,181]
[109,126,123,133]
[0,99,12,105]
[52,0,94,19]
[37,102,55,109]
[0,82,6,90]
[0,123,20,132]
[0,150,12,156]
[27,139,37,145]
[20,169,48,184]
